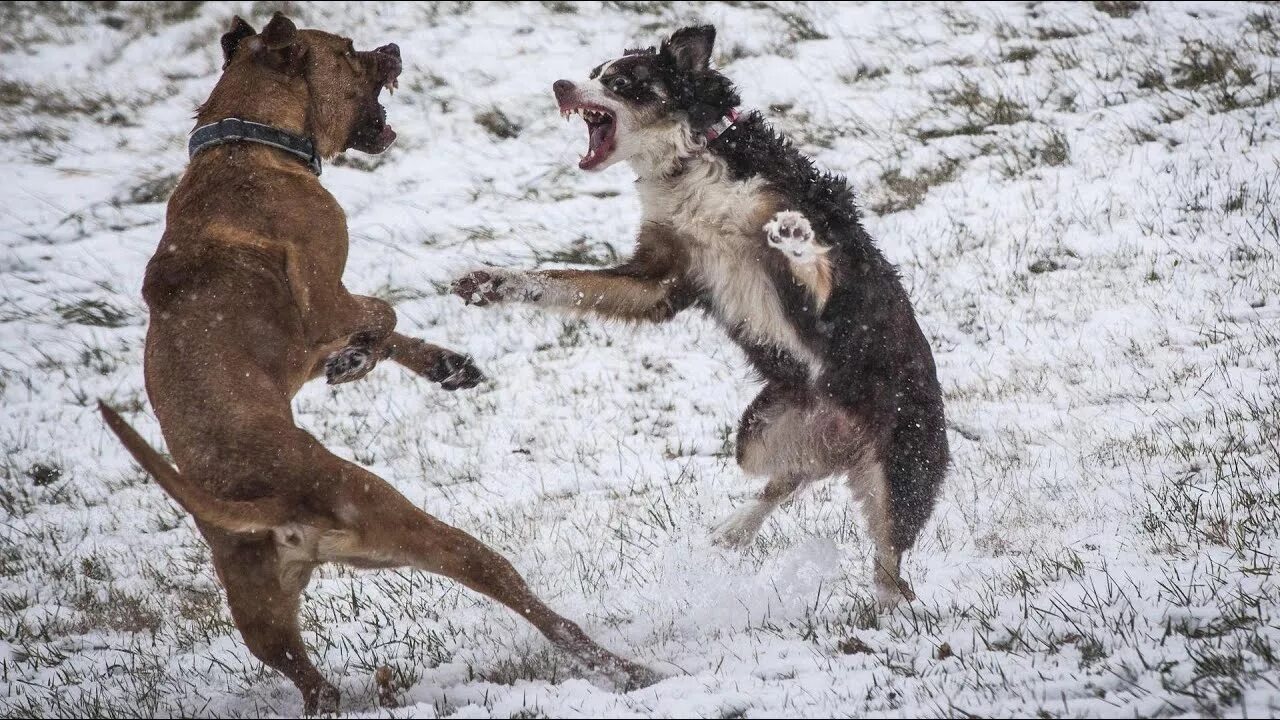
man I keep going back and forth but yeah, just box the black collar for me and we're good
[188,118,322,176]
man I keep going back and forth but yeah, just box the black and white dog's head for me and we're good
[552,25,740,175]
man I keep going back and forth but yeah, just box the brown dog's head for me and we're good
[203,12,402,158]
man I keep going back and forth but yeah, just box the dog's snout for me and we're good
[553,79,574,101]
[375,43,400,59]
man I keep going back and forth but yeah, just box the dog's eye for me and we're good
[607,76,631,92]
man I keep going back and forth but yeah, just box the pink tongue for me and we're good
[588,122,609,152]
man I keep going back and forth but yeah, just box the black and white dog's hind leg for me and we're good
[713,383,929,608]
[713,386,860,547]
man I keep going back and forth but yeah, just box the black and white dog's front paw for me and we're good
[451,269,543,306]
[325,344,376,385]
[764,211,828,266]
[429,351,485,391]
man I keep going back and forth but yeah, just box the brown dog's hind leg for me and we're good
[319,461,658,690]
[211,540,338,715]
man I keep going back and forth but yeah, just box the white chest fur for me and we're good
[638,158,823,376]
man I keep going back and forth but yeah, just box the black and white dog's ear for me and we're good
[661,25,716,72]
[220,16,257,68]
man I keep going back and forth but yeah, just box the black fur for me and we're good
[718,126,948,553]
[594,28,741,133]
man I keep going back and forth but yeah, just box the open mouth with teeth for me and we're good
[561,104,617,170]
[348,43,402,154]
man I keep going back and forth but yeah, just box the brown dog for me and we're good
[99,13,654,714]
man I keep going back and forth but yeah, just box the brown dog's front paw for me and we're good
[429,351,485,391]
[325,344,377,385]
[302,682,340,716]
[451,270,506,306]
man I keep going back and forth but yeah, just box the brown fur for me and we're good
[100,14,652,715]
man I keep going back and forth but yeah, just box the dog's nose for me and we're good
[553,79,574,101]
[375,43,400,58]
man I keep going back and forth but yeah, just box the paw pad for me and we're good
[325,345,374,385]
[764,211,827,263]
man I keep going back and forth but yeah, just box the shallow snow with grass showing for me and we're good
[2,1,1278,717]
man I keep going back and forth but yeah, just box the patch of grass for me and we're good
[870,158,961,215]
[927,79,1030,137]
[1171,40,1251,91]
[56,298,133,328]
[1248,11,1278,37]
[916,123,988,141]
[1128,125,1159,143]
[370,283,431,304]
[126,172,180,204]
[1035,25,1085,41]
[995,128,1070,178]
[768,5,827,42]
[1002,46,1038,63]
[479,647,565,685]
[330,152,391,171]
[1223,185,1247,214]
[1029,258,1063,274]
[556,319,590,349]
[0,79,111,118]
[56,295,132,326]
[72,586,164,635]
[534,236,618,267]
[840,63,889,83]
[1093,1,1143,19]
[1137,68,1167,91]
[475,107,522,140]
[539,0,577,13]
[600,0,672,14]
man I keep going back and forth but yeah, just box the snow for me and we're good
[1,1,1278,717]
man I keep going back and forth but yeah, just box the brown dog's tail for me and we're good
[97,400,290,533]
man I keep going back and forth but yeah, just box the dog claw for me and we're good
[325,345,376,385]
[709,506,766,548]
[302,683,341,716]
[430,351,484,390]
[614,661,664,692]
[874,576,917,610]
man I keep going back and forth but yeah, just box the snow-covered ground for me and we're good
[2,1,1278,717]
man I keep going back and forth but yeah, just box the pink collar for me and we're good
[704,108,741,142]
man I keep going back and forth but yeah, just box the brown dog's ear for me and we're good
[220,16,257,68]
[260,12,298,51]
[661,25,716,73]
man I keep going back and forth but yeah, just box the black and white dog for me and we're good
[453,26,949,604]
